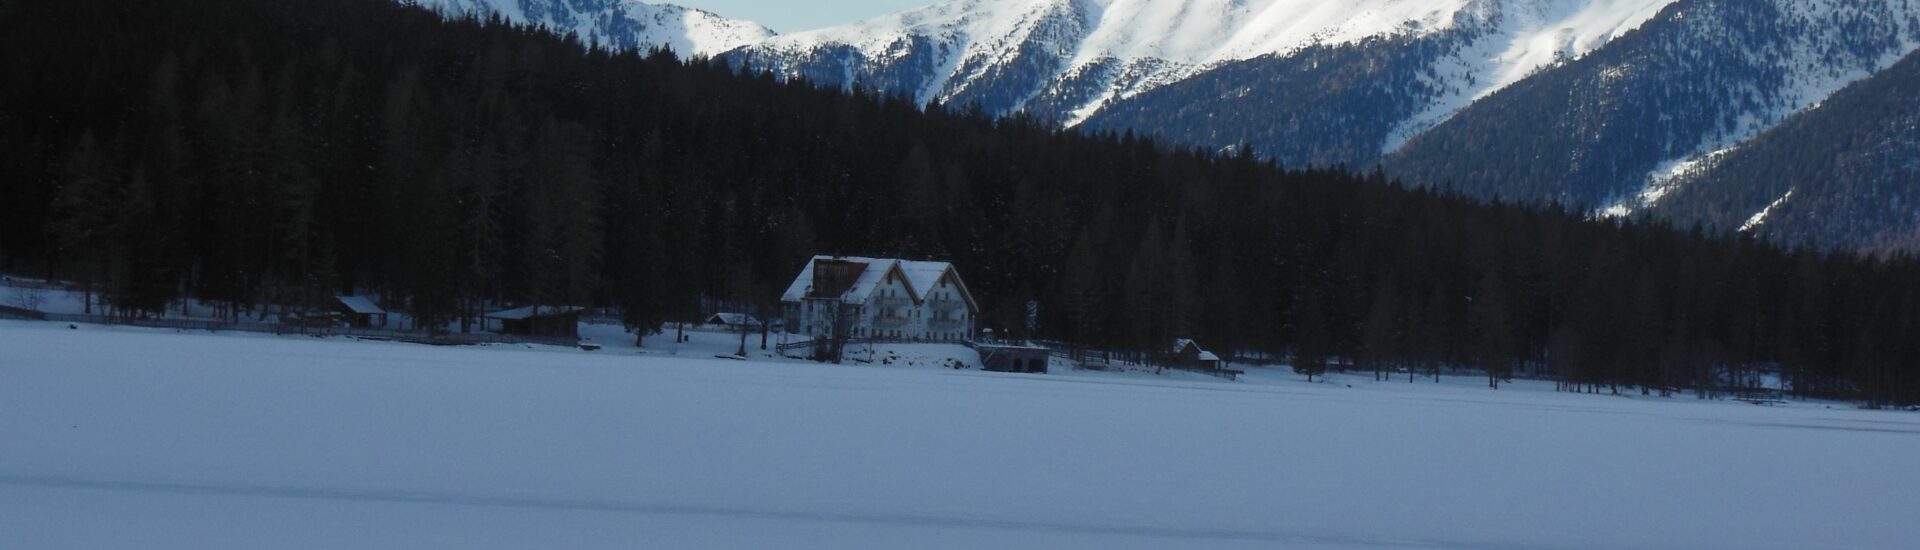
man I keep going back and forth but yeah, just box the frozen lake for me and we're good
[2,321,1916,549]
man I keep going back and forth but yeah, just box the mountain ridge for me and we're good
[414,0,774,56]
[396,0,1920,251]
[724,0,1553,123]
[1384,0,1920,212]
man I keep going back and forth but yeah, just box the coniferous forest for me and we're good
[8,0,1920,405]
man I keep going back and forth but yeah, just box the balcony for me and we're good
[928,319,967,331]
[872,296,912,309]
[928,298,966,311]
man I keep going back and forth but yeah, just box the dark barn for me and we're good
[333,296,388,328]
[484,305,584,339]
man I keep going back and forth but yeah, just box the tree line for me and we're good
[4,0,1920,405]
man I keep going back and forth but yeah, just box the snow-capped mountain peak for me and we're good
[414,0,776,57]
[726,0,1677,124]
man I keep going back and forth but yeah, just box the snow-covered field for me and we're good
[3,320,1917,549]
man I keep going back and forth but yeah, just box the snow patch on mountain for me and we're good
[1599,146,1734,218]
[1075,0,1463,67]
[1613,0,1920,216]
[1383,0,1675,152]
[413,0,776,57]
[1741,188,1794,232]
[1059,0,1482,123]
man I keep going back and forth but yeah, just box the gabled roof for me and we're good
[781,256,883,304]
[707,313,762,326]
[782,256,974,310]
[896,260,950,299]
[897,260,980,310]
[1174,339,1200,353]
[1172,339,1223,362]
[335,295,384,315]
[1172,339,1221,362]
[485,305,586,320]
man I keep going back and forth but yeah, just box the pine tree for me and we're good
[1123,218,1168,359]
[1166,220,1200,339]
[108,166,172,317]
[1474,270,1515,389]
[524,119,603,309]
[50,131,116,314]
[1361,278,1399,381]
[1293,286,1330,382]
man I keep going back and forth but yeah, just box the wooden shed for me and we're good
[973,341,1051,374]
[1171,339,1241,380]
[483,305,584,339]
[1172,339,1223,371]
[705,312,763,330]
[334,296,388,328]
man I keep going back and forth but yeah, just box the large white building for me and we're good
[781,256,978,342]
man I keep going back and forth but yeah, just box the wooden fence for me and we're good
[26,311,579,347]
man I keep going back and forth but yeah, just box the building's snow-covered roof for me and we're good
[781,256,879,304]
[781,256,976,310]
[707,313,762,326]
[484,305,586,320]
[897,260,952,298]
[1172,339,1221,361]
[335,296,385,315]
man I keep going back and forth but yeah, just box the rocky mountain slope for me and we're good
[1651,49,1920,252]
[1079,0,1673,167]
[415,0,774,56]
[1384,0,1920,211]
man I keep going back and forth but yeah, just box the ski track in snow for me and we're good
[0,474,1492,549]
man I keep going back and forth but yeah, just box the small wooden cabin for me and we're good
[483,305,584,339]
[333,296,388,328]
[706,313,763,330]
[1169,339,1242,379]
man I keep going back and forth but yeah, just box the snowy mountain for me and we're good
[404,0,1920,250]
[413,0,774,57]
[1651,48,1920,252]
[1385,0,1920,212]
[1080,0,1674,167]
[725,0,1672,124]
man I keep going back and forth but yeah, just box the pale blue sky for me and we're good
[674,0,926,33]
